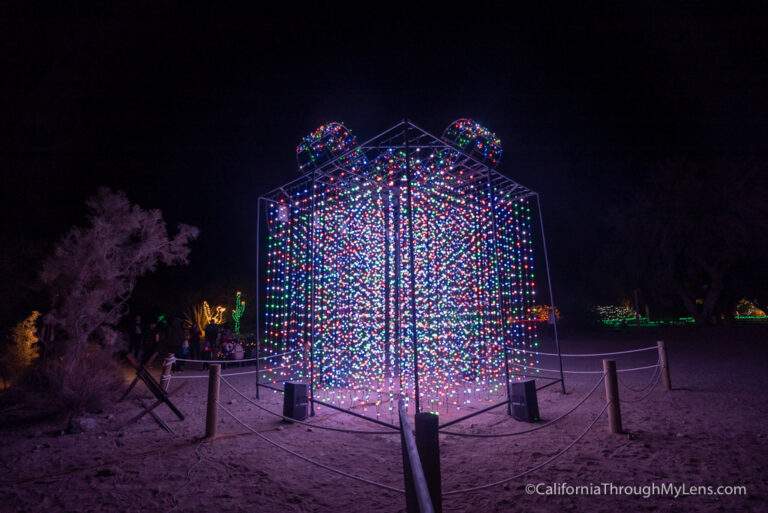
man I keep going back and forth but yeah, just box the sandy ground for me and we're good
[1,326,766,513]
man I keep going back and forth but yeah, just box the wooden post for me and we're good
[415,413,442,513]
[398,400,435,513]
[603,359,623,434]
[205,364,221,438]
[160,353,174,391]
[657,340,672,390]
[400,416,418,513]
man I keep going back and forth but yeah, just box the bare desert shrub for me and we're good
[13,188,199,416]
[44,346,125,413]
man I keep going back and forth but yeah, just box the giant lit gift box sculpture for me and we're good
[256,119,563,426]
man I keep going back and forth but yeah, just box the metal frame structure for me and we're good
[255,119,564,429]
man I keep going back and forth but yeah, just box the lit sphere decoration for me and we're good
[442,119,503,168]
[296,122,358,174]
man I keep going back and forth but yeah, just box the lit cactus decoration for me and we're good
[203,301,226,326]
[232,291,246,334]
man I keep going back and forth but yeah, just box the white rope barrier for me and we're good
[219,376,399,435]
[618,359,662,393]
[512,345,658,358]
[170,370,255,379]
[442,400,611,496]
[164,441,208,513]
[617,364,660,373]
[526,363,660,375]
[619,369,662,404]
[216,401,405,493]
[440,372,607,438]
[167,363,299,380]
[174,349,300,364]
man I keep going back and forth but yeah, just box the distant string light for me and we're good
[232,291,246,334]
[203,301,226,326]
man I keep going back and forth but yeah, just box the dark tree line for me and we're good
[607,162,768,324]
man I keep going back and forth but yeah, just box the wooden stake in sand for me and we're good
[415,413,442,513]
[160,353,174,391]
[603,359,623,434]
[399,399,435,513]
[120,353,186,432]
[205,364,221,438]
[657,340,672,390]
[119,352,158,402]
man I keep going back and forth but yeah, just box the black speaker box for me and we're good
[510,379,539,422]
[283,382,309,421]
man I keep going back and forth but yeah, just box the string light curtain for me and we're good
[259,120,554,424]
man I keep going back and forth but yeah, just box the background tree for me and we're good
[38,188,198,412]
[612,162,768,324]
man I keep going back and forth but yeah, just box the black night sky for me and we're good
[2,6,767,327]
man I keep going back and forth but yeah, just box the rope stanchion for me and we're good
[205,365,221,438]
[216,400,405,494]
[399,399,437,513]
[512,346,658,358]
[657,340,672,390]
[160,354,175,391]
[442,401,612,496]
[219,376,400,435]
[440,372,606,438]
[603,360,622,434]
